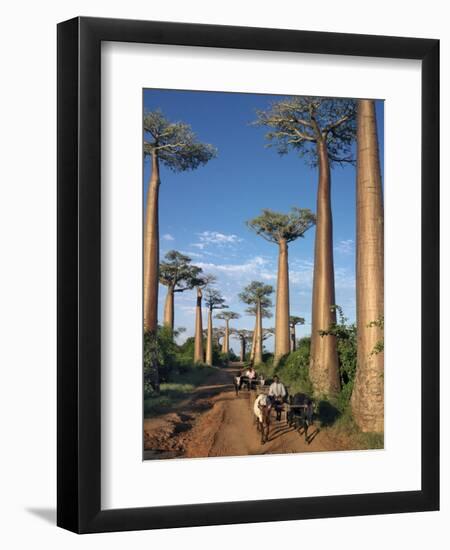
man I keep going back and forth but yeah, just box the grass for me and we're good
[328,406,384,449]
[144,364,215,417]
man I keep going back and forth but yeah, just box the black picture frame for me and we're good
[57,16,439,534]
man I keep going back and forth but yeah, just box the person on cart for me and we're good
[245,366,257,389]
[268,375,287,421]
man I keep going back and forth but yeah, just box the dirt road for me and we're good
[144,365,353,460]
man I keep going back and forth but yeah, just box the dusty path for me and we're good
[144,365,353,460]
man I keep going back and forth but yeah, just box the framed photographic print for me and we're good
[57,17,439,533]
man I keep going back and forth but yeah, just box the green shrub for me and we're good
[255,355,275,379]
[318,306,357,409]
[275,348,313,395]
[143,328,178,393]
[296,336,311,354]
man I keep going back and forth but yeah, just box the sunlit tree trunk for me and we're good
[143,153,160,333]
[163,285,174,331]
[309,141,340,396]
[254,300,263,365]
[250,318,257,363]
[206,308,213,366]
[222,320,230,354]
[194,287,204,363]
[290,324,296,352]
[275,238,290,363]
[239,337,246,362]
[351,99,384,433]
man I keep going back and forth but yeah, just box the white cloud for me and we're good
[196,255,269,276]
[334,239,354,255]
[191,230,243,250]
[162,233,175,241]
[180,250,203,259]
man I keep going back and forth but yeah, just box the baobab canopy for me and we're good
[254,96,357,167]
[247,207,316,244]
[143,109,217,172]
[159,250,203,292]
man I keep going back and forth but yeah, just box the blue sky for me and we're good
[143,90,384,352]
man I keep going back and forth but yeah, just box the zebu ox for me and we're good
[253,393,273,444]
[287,393,315,443]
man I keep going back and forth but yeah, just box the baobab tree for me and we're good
[255,96,356,394]
[203,327,225,348]
[289,316,305,351]
[143,110,216,333]
[215,311,241,355]
[159,250,202,332]
[351,99,384,433]
[247,208,315,364]
[249,301,273,363]
[231,329,254,362]
[204,288,228,366]
[239,281,274,365]
[193,274,216,363]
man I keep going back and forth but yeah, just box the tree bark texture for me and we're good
[351,99,384,433]
[222,320,230,354]
[290,325,296,352]
[309,141,340,396]
[240,338,246,362]
[275,239,291,363]
[254,300,263,365]
[163,285,174,330]
[143,153,160,333]
[250,318,257,363]
[194,288,204,363]
[206,308,213,366]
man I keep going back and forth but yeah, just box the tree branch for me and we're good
[323,114,350,135]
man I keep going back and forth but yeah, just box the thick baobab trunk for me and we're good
[194,287,204,363]
[254,300,263,365]
[222,320,230,354]
[274,239,291,363]
[309,141,340,396]
[163,285,174,330]
[250,318,257,363]
[206,308,213,366]
[239,337,246,362]
[290,324,296,352]
[351,99,384,433]
[143,153,160,333]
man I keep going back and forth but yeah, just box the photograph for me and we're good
[142,90,384,460]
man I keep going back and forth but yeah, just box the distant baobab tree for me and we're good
[351,99,384,432]
[215,311,241,355]
[204,288,228,366]
[239,281,274,365]
[159,250,202,333]
[143,109,216,334]
[245,301,272,363]
[255,96,356,395]
[289,316,305,351]
[231,329,254,362]
[193,274,216,363]
[247,208,315,364]
[203,327,225,348]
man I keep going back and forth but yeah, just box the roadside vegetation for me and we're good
[144,327,231,417]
